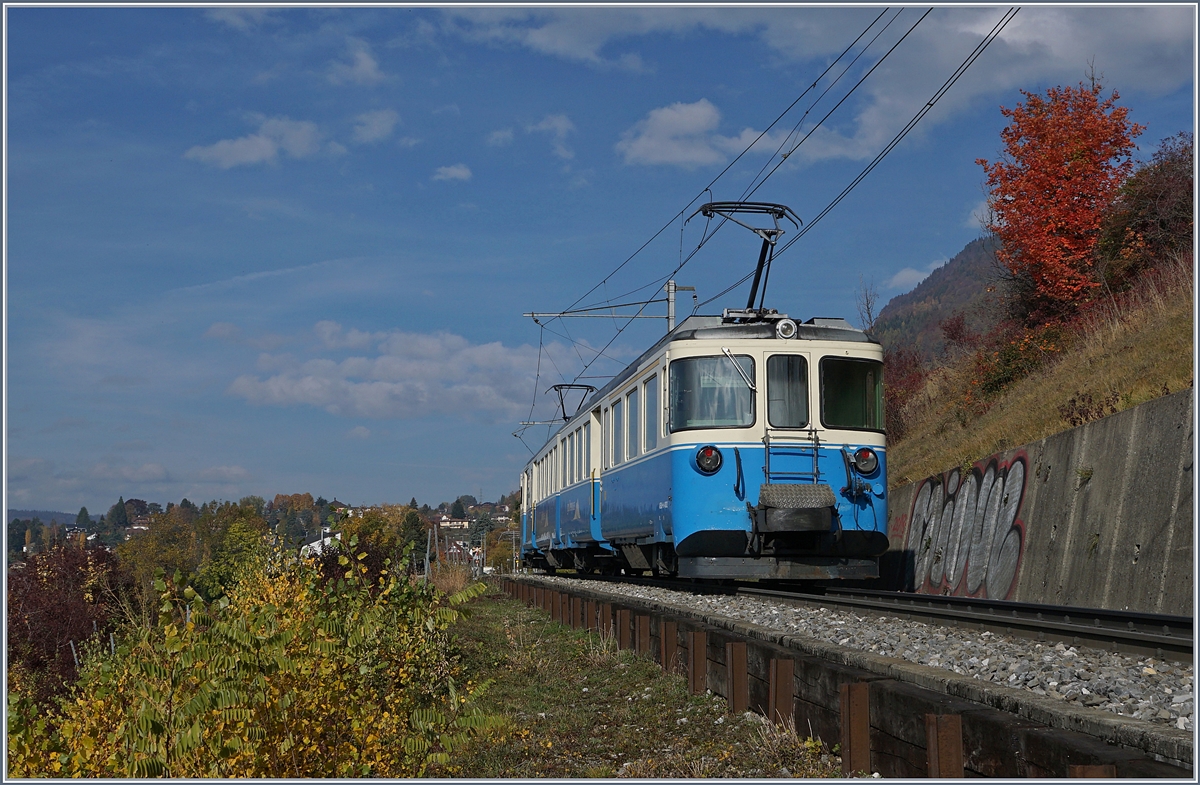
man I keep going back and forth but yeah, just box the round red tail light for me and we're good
[853,447,878,474]
[696,445,723,474]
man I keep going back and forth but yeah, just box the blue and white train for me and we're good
[519,310,888,581]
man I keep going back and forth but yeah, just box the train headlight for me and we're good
[776,318,797,339]
[853,447,879,474]
[696,445,723,474]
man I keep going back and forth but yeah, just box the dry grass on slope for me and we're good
[888,254,1193,487]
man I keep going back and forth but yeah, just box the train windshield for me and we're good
[669,355,755,431]
[767,354,809,428]
[820,357,884,431]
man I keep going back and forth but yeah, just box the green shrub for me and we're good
[7,542,500,778]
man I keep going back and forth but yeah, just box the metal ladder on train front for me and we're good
[762,428,821,486]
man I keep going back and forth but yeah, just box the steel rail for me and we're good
[557,573,1193,662]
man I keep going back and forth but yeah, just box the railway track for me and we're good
[561,573,1194,662]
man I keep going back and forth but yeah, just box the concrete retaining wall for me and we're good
[882,389,1194,614]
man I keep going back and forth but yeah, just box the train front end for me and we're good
[663,315,888,580]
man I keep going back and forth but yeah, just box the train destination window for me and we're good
[821,357,884,431]
[612,399,624,465]
[626,387,639,460]
[767,354,809,428]
[644,375,658,451]
[669,355,755,431]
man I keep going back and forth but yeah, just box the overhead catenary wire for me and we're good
[517,9,917,449]
[543,7,892,324]
[560,11,929,390]
[697,6,1018,311]
[571,7,919,319]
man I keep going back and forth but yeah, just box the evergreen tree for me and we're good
[75,507,91,528]
[450,499,466,519]
[107,498,129,528]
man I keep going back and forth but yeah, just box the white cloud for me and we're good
[204,322,242,342]
[397,136,422,148]
[432,163,472,181]
[227,323,551,423]
[616,99,723,167]
[328,38,388,85]
[528,114,576,159]
[185,116,322,169]
[199,465,250,482]
[449,8,1193,166]
[90,462,169,483]
[886,259,946,291]
[966,199,991,231]
[347,426,371,439]
[205,8,274,31]
[314,320,379,350]
[487,128,515,146]
[352,109,400,143]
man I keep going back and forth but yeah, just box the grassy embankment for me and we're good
[888,255,1193,486]
[435,586,846,778]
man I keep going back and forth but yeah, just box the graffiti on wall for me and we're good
[903,453,1027,599]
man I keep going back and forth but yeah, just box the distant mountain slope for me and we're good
[7,509,92,525]
[873,236,1001,359]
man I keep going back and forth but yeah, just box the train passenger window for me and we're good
[767,355,809,428]
[668,355,755,431]
[567,433,575,484]
[571,428,578,482]
[820,357,884,431]
[583,422,591,476]
[644,375,658,450]
[626,387,639,460]
[612,399,624,465]
[602,408,610,469]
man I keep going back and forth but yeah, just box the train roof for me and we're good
[531,314,877,455]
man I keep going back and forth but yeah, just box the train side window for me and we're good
[584,420,592,476]
[644,375,658,451]
[576,427,583,480]
[578,426,585,478]
[612,399,624,466]
[767,354,809,428]
[602,408,610,469]
[626,387,639,460]
[567,433,575,485]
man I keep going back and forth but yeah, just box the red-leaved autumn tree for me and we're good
[978,80,1143,325]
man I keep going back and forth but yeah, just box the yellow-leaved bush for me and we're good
[7,541,501,778]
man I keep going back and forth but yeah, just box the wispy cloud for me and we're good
[328,38,388,85]
[347,426,371,439]
[886,259,946,291]
[351,109,400,143]
[432,163,472,181]
[487,128,514,146]
[185,116,322,169]
[91,462,169,483]
[198,465,250,482]
[615,99,785,168]
[528,114,576,159]
[205,8,274,31]
[227,322,551,423]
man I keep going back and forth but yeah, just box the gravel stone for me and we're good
[535,576,1196,731]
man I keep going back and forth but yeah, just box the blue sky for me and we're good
[4,5,1194,513]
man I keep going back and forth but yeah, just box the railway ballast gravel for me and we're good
[535,575,1195,731]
